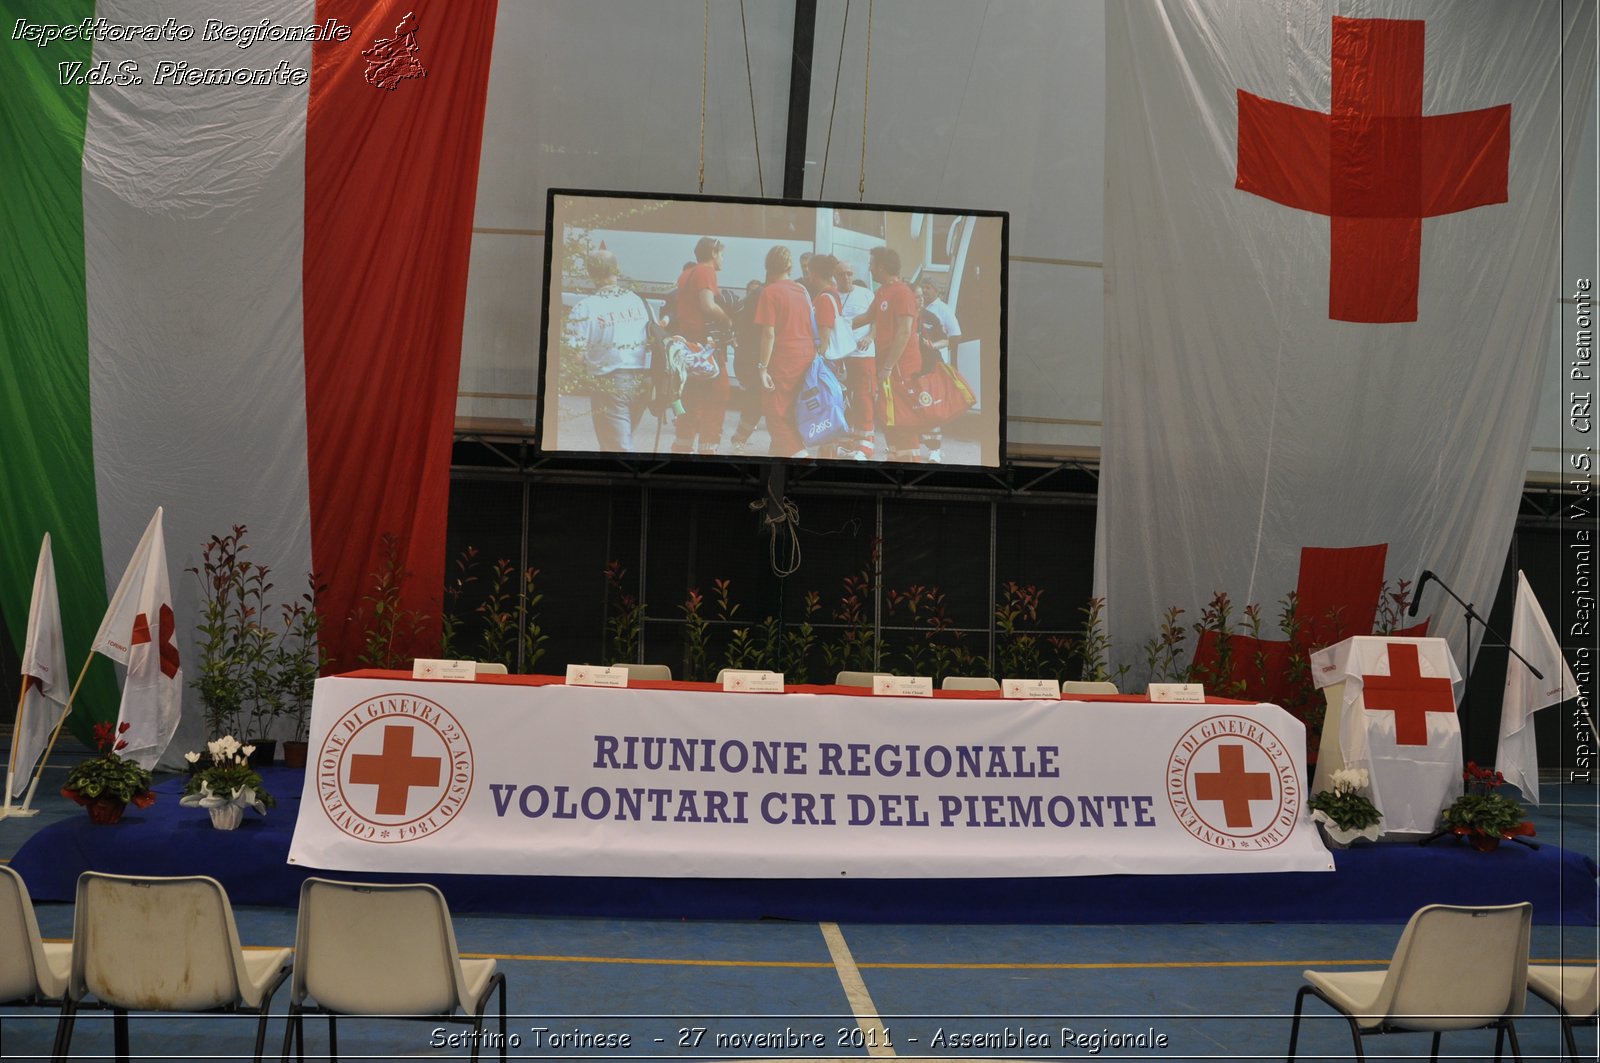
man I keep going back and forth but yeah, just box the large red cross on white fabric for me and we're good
[1360,641,1456,746]
[1236,17,1510,323]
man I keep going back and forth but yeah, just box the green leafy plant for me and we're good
[478,558,519,669]
[1307,767,1381,831]
[821,569,880,677]
[520,567,548,673]
[188,525,268,739]
[995,582,1046,678]
[276,574,326,744]
[682,587,712,681]
[180,734,275,816]
[1077,597,1129,687]
[603,561,646,666]
[1442,762,1535,848]
[355,532,432,669]
[439,545,481,659]
[62,722,155,807]
[779,592,821,684]
[1141,605,1188,684]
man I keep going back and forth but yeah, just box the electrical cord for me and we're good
[751,495,802,578]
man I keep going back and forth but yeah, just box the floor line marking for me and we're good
[821,922,896,1057]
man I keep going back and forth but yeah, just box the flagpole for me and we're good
[14,652,99,817]
[0,682,25,817]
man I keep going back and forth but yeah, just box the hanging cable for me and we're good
[819,0,850,194]
[699,0,709,193]
[859,0,873,199]
[739,1,764,197]
[752,495,803,578]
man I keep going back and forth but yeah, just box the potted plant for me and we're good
[189,526,264,742]
[61,722,156,824]
[180,735,275,830]
[276,576,325,769]
[1441,762,1536,851]
[1307,766,1382,847]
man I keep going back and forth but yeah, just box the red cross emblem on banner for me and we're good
[1361,642,1456,745]
[349,724,442,816]
[1236,17,1510,323]
[1194,744,1274,828]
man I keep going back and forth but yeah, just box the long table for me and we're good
[287,672,1334,878]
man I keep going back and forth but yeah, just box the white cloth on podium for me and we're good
[1311,636,1463,835]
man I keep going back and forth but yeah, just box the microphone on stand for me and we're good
[1408,570,1435,617]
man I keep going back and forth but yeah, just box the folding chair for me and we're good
[283,877,507,1062]
[0,866,69,1057]
[1287,902,1532,1062]
[1527,964,1599,1063]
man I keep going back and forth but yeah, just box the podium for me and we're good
[1310,636,1463,836]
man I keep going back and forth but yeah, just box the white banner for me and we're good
[288,677,1334,878]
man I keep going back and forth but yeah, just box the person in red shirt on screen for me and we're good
[860,245,922,461]
[671,236,733,454]
[754,245,820,458]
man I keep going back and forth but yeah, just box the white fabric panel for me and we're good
[1100,1,1590,676]
[83,0,315,763]
[289,676,1333,877]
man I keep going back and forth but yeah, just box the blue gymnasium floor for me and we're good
[0,753,1594,1063]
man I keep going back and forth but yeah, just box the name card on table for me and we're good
[722,670,785,693]
[1148,682,1205,703]
[1003,678,1061,699]
[566,664,629,688]
[412,659,477,681]
[873,675,933,697]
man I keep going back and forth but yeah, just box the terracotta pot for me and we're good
[208,803,245,831]
[86,797,127,825]
[1467,830,1501,852]
[281,740,309,770]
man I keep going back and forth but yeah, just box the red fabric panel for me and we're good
[1422,105,1511,215]
[303,1,498,670]
[1294,543,1388,649]
[1330,215,1421,323]
[1235,91,1330,213]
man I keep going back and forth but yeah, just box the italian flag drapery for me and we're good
[0,0,497,751]
[1099,1,1594,689]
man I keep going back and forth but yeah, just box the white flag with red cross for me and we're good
[1099,3,1595,689]
[90,508,182,769]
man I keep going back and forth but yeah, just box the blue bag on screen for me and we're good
[795,356,850,447]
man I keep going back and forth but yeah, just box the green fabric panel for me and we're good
[0,1,118,741]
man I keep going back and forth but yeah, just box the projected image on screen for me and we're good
[539,191,1007,468]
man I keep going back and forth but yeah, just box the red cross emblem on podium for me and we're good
[1194,744,1274,828]
[1237,17,1510,323]
[1361,642,1456,745]
[349,724,442,816]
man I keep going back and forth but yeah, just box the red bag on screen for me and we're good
[879,359,975,429]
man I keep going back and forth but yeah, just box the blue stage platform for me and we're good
[11,768,1596,925]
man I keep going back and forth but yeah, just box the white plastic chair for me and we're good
[835,670,888,687]
[1287,902,1533,1062]
[283,878,506,1062]
[618,663,672,681]
[54,872,291,1063]
[473,661,508,675]
[1527,964,1599,1062]
[1061,680,1120,695]
[940,676,1000,691]
[0,866,69,1057]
